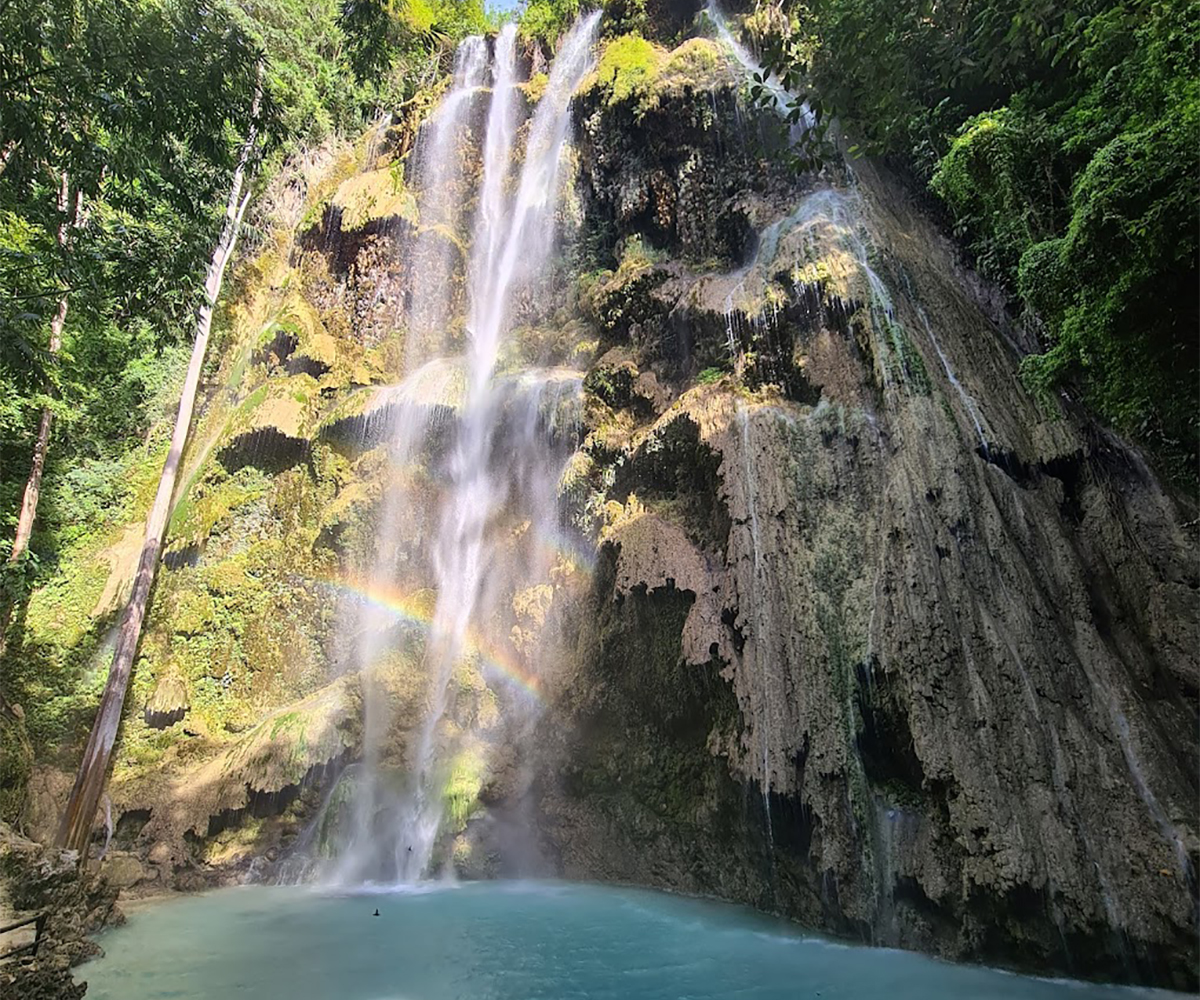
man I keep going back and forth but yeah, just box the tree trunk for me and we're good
[55,75,262,855]
[9,172,74,565]
[0,173,78,690]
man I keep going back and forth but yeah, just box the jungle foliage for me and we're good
[0,0,484,611]
[751,0,1198,477]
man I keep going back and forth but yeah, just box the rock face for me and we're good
[0,826,122,999]
[6,21,1195,992]
[525,35,1199,989]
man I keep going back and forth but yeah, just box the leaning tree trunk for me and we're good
[56,79,262,855]
[0,173,79,693]
[9,172,75,565]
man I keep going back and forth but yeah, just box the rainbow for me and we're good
[529,523,597,575]
[316,575,545,702]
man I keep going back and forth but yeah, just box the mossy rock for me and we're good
[331,168,419,230]
[520,72,549,106]
[110,674,362,850]
[652,38,731,100]
[227,374,321,441]
[145,675,190,729]
[581,34,666,111]
[167,465,273,546]
[584,347,639,409]
[0,710,34,822]
[319,358,467,450]
[256,294,340,380]
[583,35,734,117]
[442,743,487,833]
[221,677,358,790]
[215,375,321,474]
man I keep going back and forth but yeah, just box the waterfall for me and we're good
[916,306,989,452]
[330,13,600,887]
[404,36,488,366]
[470,23,518,348]
[704,1,814,138]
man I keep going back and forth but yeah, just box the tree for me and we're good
[8,173,79,568]
[0,0,269,730]
[56,68,265,855]
[0,0,266,558]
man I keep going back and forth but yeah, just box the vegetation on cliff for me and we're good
[0,0,490,822]
[0,3,1194,986]
[749,0,1198,478]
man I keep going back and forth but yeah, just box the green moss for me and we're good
[332,168,419,229]
[169,466,272,543]
[654,37,725,95]
[876,318,932,395]
[520,72,549,105]
[442,744,487,832]
[0,713,33,822]
[583,34,664,111]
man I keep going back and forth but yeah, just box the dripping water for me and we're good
[916,305,989,453]
[703,0,814,140]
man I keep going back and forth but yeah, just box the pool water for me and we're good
[82,881,1177,999]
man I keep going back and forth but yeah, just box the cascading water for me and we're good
[404,37,488,365]
[329,14,601,886]
[704,0,813,138]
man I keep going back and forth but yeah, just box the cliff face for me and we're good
[7,24,1196,989]
[523,42,1199,986]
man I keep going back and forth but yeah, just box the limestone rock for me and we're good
[99,853,145,890]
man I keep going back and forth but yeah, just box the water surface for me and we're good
[84,881,1175,1000]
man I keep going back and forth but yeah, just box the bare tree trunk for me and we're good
[56,76,262,855]
[0,173,78,690]
[9,172,74,564]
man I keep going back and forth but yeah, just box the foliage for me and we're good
[0,0,486,766]
[340,0,492,101]
[442,745,486,830]
[599,0,649,38]
[585,33,664,109]
[930,107,1062,279]
[520,0,647,45]
[518,0,582,44]
[0,0,270,567]
[755,0,1198,475]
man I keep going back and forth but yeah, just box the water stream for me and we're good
[331,14,600,885]
[704,0,814,138]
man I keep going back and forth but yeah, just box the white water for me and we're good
[404,37,488,366]
[917,305,989,451]
[331,14,600,886]
[704,0,814,139]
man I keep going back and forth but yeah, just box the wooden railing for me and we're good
[0,910,48,962]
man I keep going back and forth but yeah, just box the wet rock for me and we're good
[529,52,1198,989]
[99,854,145,890]
[0,825,122,999]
